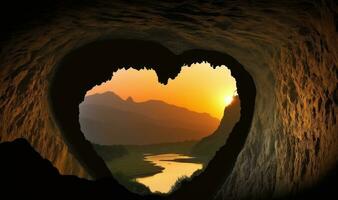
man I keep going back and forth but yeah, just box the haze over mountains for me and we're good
[79,92,220,145]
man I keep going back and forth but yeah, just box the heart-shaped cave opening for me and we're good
[79,62,240,195]
[49,39,256,200]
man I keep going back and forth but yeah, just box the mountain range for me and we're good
[79,92,220,145]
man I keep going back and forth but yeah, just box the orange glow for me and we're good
[86,62,237,119]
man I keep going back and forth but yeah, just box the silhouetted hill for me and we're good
[192,96,241,158]
[79,92,220,145]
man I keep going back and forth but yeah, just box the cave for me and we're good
[0,1,337,199]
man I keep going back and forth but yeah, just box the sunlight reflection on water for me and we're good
[135,153,203,193]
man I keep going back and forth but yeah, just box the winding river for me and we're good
[135,153,203,193]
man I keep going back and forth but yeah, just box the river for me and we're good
[135,153,203,193]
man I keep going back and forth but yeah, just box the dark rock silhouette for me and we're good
[192,96,240,158]
[80,91,219,145]
[0,138,147,199]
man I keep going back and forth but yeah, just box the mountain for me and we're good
[79,92,220,145]
[192,96,241,158]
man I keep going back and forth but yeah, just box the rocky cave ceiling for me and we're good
[0,0,337,199]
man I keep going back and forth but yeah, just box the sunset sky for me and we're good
[86,62,237,119]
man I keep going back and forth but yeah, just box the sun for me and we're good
[224,95,233,107]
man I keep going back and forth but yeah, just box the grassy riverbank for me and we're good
[107,140,199,179]
[108,151,164,178]
[95,140,209,195]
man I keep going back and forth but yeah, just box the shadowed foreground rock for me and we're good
[0,138,336,199]
[0,138,145,199]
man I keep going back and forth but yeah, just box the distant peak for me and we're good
[126,96,134,102]
[85,91,124,102]
[101,91,117,95]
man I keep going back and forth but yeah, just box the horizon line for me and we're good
[84,91,236,120]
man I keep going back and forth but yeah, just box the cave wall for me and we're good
[216,2,338,199]
[0,0,337,199]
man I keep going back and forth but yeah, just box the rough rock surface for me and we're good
[0,0,337,199]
